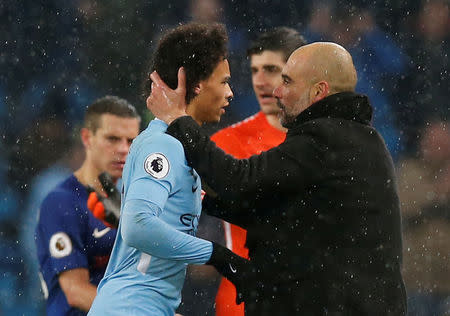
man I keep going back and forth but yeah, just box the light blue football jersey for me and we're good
[88,119,213,316]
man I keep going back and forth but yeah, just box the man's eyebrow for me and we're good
[263,64,282,70]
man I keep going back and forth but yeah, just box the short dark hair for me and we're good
[247,27,307,61]
[85,95,140,132]
[147,22,228,104]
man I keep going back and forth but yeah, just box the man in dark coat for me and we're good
[147,42,407,315]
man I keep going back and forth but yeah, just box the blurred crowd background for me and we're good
[0,0,448,315]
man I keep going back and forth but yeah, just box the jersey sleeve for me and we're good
[120,135,213,264]
[124,136,182,211]
[36,191,88,277]
[121,199,213,264]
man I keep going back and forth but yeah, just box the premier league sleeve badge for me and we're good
[144,153,170,179]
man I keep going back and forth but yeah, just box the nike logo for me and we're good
[92,227,111,238]
[229,263,237,273]
[189,168,198,193]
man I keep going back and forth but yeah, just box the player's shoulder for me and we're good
[131,128,186,177]
[212,113,261,141]
[41,175,79,202]
[39,175,85,218]
[138,121,183,148]
[223,112,262,133]
[137,131,184,158]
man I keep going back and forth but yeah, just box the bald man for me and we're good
[148,42,407,315]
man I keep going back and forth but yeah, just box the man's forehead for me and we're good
[282,58,296,76]
[97,114,139,133]
[208,58,230,79]
[283,53,307,75]
[250,50,285,65]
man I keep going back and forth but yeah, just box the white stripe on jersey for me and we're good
[137,253,152,274]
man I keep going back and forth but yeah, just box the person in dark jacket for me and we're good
[147,42,407,315]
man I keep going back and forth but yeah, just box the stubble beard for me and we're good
[276,99,292,127]
[277,94,311,128]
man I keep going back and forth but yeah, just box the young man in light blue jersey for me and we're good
[88,23,249,316]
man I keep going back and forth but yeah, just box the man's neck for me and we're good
[186,103,204,126]
[74,163,106,194]
[265,113,287,132]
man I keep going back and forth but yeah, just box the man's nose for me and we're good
[226,86,234,100]
[253,71,266,87]
[273,85,282,98]
[117,139,130,154]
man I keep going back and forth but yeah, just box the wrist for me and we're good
[158,114,181,125]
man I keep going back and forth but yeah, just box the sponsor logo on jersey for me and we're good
[92,227,111,238]
[144,153,170,179]
[49,232,72,258]
[180,213,200,235]
[189,168,199,192]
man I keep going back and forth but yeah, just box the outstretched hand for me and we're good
[147,67,188,125]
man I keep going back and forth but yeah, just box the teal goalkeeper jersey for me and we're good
[88,119,213,316]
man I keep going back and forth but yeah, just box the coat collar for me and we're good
[288,92,373,128]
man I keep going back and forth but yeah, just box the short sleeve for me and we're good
[37,191,88,277]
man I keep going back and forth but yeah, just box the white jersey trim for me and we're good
[137,252,152,274]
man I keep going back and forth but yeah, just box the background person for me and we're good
[35,96,141,315]
[397,120,450,315]
[210,26,306,316]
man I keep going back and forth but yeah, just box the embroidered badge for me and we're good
[49,232,72,258]
[144,153,170,179]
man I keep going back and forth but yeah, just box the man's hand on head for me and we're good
[147,67,188,125]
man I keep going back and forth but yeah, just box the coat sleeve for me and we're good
[167,116,323,204]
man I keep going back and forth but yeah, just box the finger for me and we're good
[150,71,168,90]
[87,192,99,210]
[93,202,105,219]
[176,67,186,94]
[149,84,164,102]
[148,87,166,113]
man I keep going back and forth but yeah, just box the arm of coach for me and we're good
[167,115,322,208]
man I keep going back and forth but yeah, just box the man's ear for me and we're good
[80,128,92,149]
[311,81,330,103]
[194,83,202,95]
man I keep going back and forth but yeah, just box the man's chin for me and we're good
[280,119,288,128]
[260,104,279,115]
[278,113,290,128]
[202,116,221,125]
[106,169,122,180]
